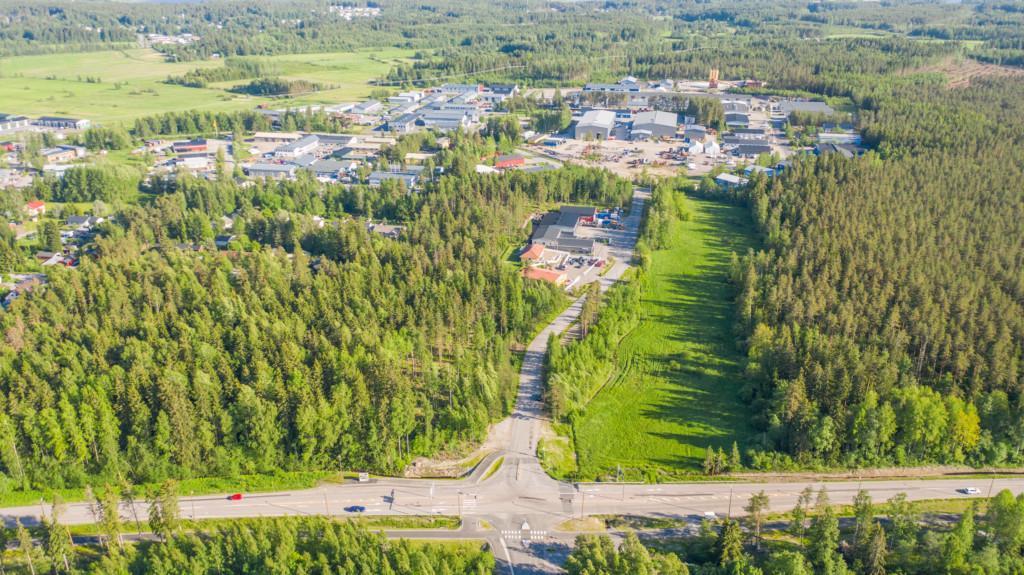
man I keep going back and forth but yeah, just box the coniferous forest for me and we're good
[731,76,1024,469]
[0,134,631,491]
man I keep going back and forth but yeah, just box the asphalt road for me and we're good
[2,188,1017,574]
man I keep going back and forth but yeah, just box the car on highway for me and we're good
[228,493,244,501]
[957,487,981,495]
[344,505,366,513]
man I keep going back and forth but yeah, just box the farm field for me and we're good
[573,196,757,480]
[0,47,414,124]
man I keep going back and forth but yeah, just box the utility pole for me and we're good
[458,491,462,517]
[323,493,330,516]
[987,477,996,499]
[727,488,733,520]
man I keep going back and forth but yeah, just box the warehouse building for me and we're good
[630,111,678,140]
[574,110,616,140]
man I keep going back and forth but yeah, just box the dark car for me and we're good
[344,505,367,513]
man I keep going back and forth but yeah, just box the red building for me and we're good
[172,138,208,154]
[495,154,525,169]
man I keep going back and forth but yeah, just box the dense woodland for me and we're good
[567,488,1024,575]
[0,132,631,492]
[724,74,1024,470]
[5,513,493,574]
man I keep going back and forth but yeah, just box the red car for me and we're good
[228,493,244,501]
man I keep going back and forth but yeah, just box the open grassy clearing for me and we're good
[0,47,415,124]
[0,49,256,124]
[573,196,757,481]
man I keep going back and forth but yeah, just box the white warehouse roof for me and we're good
[633,111,678,129]
[577,110,616,130]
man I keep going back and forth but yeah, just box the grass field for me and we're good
[573,196,757,481]
[0,47,414,124]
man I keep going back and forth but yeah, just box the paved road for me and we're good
[2,187,1018,574]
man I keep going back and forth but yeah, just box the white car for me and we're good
[957,487,981,495]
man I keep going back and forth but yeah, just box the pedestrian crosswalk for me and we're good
[501,529,548,541]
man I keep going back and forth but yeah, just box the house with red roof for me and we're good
[24,200,45,218]
[520,243,546,262]
[522,266,567,286]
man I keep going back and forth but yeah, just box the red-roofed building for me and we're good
[495,154,525,169]
[522,266,567,286]
[24,200,45,218]
[520,243,546,262]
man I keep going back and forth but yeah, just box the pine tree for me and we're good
[729,441,742,470]
[43,499,73,574]
[98,484,123,554]
[16,520,36,575]
[865,523,887,575]
[744,490,770,549]
[716,520,745,566]
[703,447,717,475]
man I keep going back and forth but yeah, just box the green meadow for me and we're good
[0,47,415,124]
[573,196,758,480]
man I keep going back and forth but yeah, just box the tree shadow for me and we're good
[638,199,759,468]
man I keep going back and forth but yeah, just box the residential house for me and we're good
[368,222,404,239]
[24,200,46,218]
[2,276,45,309]
[214,235,236,249]
[66,215,104,231]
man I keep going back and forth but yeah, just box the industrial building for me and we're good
[273,135,320,159]
[574,110,616,140]
[630,111,678,140]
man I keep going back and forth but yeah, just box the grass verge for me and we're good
[0,470,332,508]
